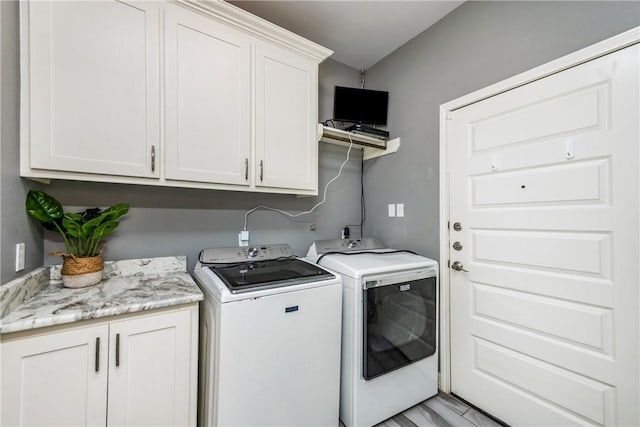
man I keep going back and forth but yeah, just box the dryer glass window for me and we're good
[363,276,436,380]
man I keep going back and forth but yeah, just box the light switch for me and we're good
[388,204,396,217]
[15,243,25,272]
[396,203,405,217]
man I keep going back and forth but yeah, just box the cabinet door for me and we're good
[107,308,196,427]
[25,0,160,178]
[1,325,109,427]
[165,6,251,185]
[255,43,319,192]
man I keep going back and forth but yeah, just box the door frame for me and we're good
[437,26,640,393]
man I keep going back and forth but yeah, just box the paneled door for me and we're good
[448,44,639,426]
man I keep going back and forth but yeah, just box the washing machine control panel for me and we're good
[200,244,293,263]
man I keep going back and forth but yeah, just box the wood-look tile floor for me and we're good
[341,392,506,427]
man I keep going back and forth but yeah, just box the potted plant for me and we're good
[26,190,129,288]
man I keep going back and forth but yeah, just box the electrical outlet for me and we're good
[396,203,405,217]
[388,204,396,217]
[15,243,25,272]
[238,230,249,247]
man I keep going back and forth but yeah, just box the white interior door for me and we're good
[448,44,639,426]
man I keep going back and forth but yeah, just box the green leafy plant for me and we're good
[26,190,129,257]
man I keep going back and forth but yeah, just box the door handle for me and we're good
[451,261,468,272]
[259,160,264,182]
[151,145,156,172]
[244,158,249,181]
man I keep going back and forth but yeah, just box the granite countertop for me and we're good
[0,256,203,335]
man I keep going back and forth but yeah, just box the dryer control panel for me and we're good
[307,238,386,257]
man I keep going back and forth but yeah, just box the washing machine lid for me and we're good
[207,258,334,294]
[198,244,336,294]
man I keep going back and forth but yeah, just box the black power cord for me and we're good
[344,152,366,239]
[316,249,417,264]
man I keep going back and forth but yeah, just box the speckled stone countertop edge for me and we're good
[0,256,203,335]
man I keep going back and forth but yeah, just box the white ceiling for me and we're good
[229,1,465,70]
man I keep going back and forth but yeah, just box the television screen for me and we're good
[333,86,388,125]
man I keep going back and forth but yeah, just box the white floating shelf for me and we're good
[317,124,400,161]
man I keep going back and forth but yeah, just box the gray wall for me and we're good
[5,0,638,281]
[1,1,43,283]
[0,0,361,286]
[40,59,360,270]
[362,1,640,260]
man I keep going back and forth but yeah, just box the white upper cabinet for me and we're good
[255,43,318,191]
[164,5,251,185]
[20,0,332,195]
[24,0,161,178]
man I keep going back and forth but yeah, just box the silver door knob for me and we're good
[451,261,468,272]
[453,222,462,231]
[452,241,463,251]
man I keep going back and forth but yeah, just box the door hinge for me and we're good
[447,221,450,230]
[447,259,450,268]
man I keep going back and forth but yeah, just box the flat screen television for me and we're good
[333,86,388,125]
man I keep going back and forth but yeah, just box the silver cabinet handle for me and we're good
[259,160,264,182]
[151,146,156,172]
[244,158,249,181]
[95,337,100,372]
[115,333,120,367]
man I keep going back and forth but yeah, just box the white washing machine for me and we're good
[307,238,438,427]
[193,244,342,427]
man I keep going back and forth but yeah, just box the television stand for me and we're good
[317,124,400,161]
[344,124,389,139]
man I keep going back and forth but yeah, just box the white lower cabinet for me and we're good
[1,324,109,426]
[0,306,198,427]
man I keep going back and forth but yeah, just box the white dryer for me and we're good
[307,238,438,427]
